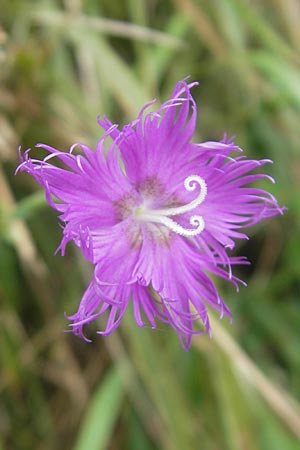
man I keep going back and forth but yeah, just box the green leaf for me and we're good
[250,51,300,107]
[73,368,124,450]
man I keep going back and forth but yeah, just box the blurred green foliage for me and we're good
[1,0,300,449]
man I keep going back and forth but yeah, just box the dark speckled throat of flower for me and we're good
[16,79,284,350]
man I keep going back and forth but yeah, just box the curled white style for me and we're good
[137,175,207,237]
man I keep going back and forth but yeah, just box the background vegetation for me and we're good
[1,0,300,449]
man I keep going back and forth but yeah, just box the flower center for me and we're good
[135,175,207,236]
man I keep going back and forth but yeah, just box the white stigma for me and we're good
[136,175,207,237]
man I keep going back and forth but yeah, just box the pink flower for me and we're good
[17,80,283,350]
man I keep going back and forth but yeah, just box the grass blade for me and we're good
[73,368,124,450]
